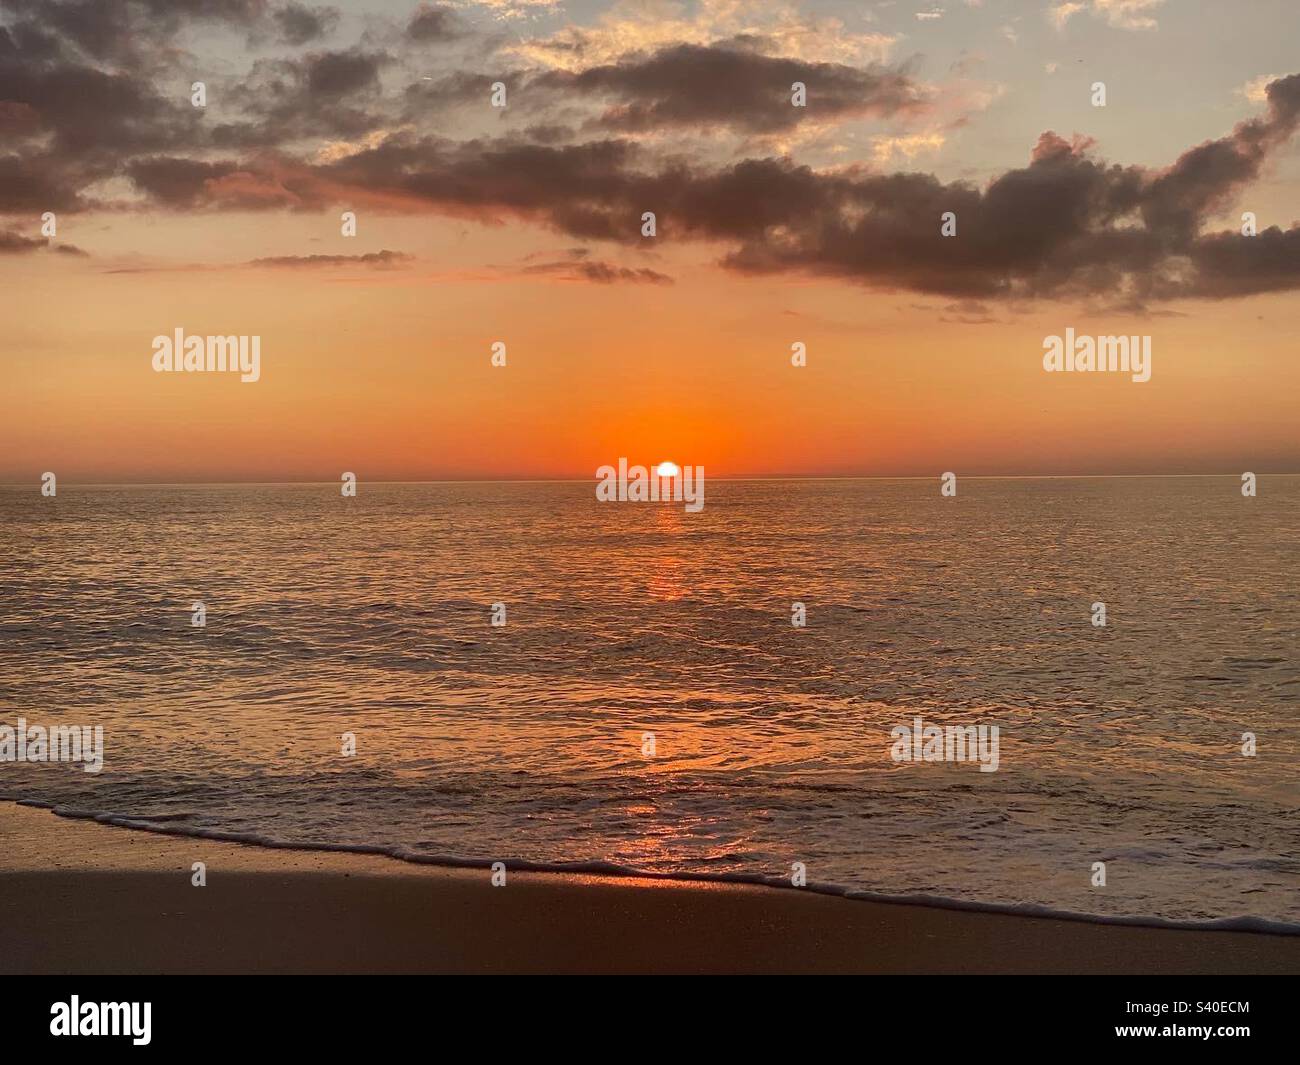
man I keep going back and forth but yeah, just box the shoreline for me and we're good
[3,802,1297,974]
[9,799,1298,938]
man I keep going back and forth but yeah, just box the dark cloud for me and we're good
[573,261,671,284]
[0,150,97,210]
[521,251,672,284]
[126,156,239,206]
[304,47,385,97]
[0,227,44,251]
[0,15,204,212]
[518,123,576,145]
[316,135,648,237]
[937,299,1001,324]
[3,0,1298,307]
[1142,74,1300,240]
[228,74,1300,303]
[0,56,199,153]
[400,70,491,115]
[247,249,412,267]
[0,227,86,254]
[272,2,338,46]
[1178,224,1300,300]
[705,109,1300,303]
[536,42,929,134]
[0,6,393,211]
[0,99,40,134]
[207,48,392,148]
[413,42,928,135]
[406,3,462,43]
[0,0,267,65]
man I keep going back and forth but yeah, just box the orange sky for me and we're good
[7,221,1297,481]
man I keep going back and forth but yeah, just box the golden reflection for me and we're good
[646,503,686,600]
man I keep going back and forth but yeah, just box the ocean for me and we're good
[2,477,1297,930]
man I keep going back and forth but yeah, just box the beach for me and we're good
[2,803,1295,975]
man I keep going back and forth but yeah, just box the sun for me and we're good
[655,461,680,478]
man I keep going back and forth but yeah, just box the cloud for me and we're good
[247,249,413,267]
[208,48,393,148]
[473,0,559,13]
[0,227,86,254]
[1051,0,1164,32]
[1092,0,1164,30]
[126,156,239,207]
[510,0,897,72]
[0,5,382,162]
[103,73,1300,305]
[938,299,1001,324]
[1238,74,1281,105]
[5,2,1299,309]
[303,48,387,97]
[272,3,339,46]
[1050,3,1086,31]
[0,149,99,210]
[0,0,963,215]
[0,227,44,251]
[711,74,1300,302]
[521,253,673,284]
[871,130,945,162]
[529,42,930,135]
[406,3,464,43]
[273,73,1300,304]
[0,0,268,65]
[1143,74,1300,240]
[0,38,201,154]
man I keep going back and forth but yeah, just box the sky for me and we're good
[2,0,1299,481]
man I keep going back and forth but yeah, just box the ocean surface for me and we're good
[2,477,1298,930]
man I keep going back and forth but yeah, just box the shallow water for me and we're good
[2,477,1297,928]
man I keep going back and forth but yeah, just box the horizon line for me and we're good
[5,471,1296,487]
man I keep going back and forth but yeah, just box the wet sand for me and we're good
[1,802,1295,974]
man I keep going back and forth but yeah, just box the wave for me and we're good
[14,798,1300,938]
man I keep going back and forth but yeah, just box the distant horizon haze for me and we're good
[6,468,1300,487]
